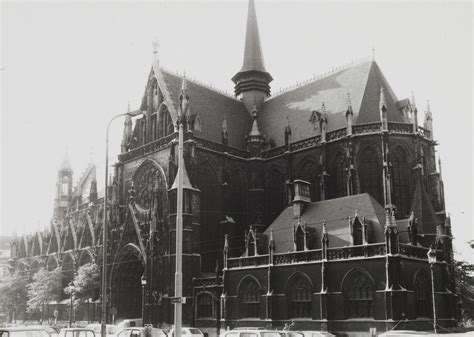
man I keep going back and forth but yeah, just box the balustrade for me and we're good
[352,122,382,135]
[119,133,175,162]
[388,122,413,134]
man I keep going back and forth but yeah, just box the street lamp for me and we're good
[68,281,75,328]
[141,275,147,324]
[427,246,437,334]
[101,109,144,337]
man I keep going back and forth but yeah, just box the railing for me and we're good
[399,244,429,260]
[194,137,249,158]
[326,243,386,260]
[227,254,269,268]
[118,133,176,162]
[417,126,431,139]
[290,135,321,151]
[226,244,390,269]
[326,127,347,142]
[262,145,286,158]
[353,122,382,135]
[273,249,322,265]
[388,122,413,134]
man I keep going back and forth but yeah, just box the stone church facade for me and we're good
[9,0,458,334]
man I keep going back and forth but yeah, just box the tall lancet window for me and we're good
[414,271,431,318]
[358,147,383,204]
[331,152,347,198]
[392,147,411,219]
[239,277,261,318]
[287,275,312,318]
[343,270,374,318]
[61,176,69,196]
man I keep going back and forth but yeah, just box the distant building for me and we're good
[9,0,457,334]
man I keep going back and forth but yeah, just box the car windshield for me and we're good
[188,330,201,335]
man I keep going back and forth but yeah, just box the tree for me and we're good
[66,262,100,307]
[455,260,474,325]
[0,271,28,322]
[27,267,62,319]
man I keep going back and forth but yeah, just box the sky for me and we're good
[1,0,472,262]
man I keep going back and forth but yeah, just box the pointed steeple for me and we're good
[221,116,229,146]
[249,106,262,137]
[239,0,267,74]
[60,149,72,172]
[423,100,433,139]
[246,106,265,156]
[232,0,273,114]
[346,93,353,135]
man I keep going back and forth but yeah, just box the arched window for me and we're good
[358,147,383,204]
[157,105,173,139]
[197,293,213,318]
[343,270,374,318]
[239,278,260,318]
[295,225,305,251]
[265,169,286,225]
[331,153,347,199]
[297,160,320,202]
[392,147,411,219]
[287,275,312,318]
[352,218,363,245]
[414,271,431,318]
[196,162,219,272]
[61,176,69,196]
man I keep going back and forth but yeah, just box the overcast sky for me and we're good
[1,0,472,262]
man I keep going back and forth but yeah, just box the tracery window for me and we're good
[331,153,347,199]
[197,293,213,318]
[239,278,260,318]
[414,271,431,318]
[264,169,286,225]
[287,275,312,318]
[358,147,383,204]
[344,270,374,318]
[61,176,69,196]
[298,160,320,202]
[392,147,410,219]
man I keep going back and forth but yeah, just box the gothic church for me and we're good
[10,1,457,335]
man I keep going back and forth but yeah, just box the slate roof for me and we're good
[259,60,410,147]
[160,70,252,150]
[263,193,388,253]
[410,176,441,234]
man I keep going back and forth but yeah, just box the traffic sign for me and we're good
[170,297,181,304]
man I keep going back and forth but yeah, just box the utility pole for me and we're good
[174,94,184,337]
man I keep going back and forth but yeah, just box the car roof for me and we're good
[1,327,52,332]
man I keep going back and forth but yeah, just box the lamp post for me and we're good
[427,247,437,334]
[141,275,147,324]
[68,281,75,328]
[101,109,144,337]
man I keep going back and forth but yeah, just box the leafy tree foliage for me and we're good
[455,260,474,325]
[27,267,62,315]
[0,271,28,322]
[67,262,100,306]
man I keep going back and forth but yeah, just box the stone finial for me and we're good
[346,93,353,115]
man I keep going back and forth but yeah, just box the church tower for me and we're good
[54,151,73,222]
[232,0,273,114]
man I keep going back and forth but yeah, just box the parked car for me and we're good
[58,328,96,337]
[0,327,56,337]
[298,331,335,337]
[85,325,115,337]
[221,330,303,337]
[113,327,167,337]
[169,328,204,337]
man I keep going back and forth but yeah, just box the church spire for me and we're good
[232,0,273,114]
[239,0,267,74]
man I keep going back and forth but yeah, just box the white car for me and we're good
[169,328,204,337]
[113,327,167,337]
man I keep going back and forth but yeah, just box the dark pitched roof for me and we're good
[160,70,252,149]
[259,61,410,147]
[410,177,441,234]
[264,193,387,253]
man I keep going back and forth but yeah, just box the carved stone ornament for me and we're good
[133,162,166,212]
